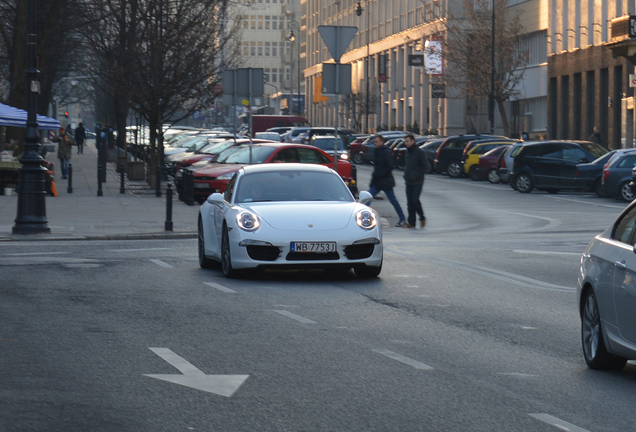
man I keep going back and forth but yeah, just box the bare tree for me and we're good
[341,86,378,133]
[426,0,528,136]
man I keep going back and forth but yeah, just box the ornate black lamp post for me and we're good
[13,0,50,235]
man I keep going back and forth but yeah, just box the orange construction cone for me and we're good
[50,181,58,197]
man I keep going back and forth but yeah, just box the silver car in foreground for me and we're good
[578,200,636,369]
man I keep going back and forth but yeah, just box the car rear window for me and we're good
[580,142,609,159]
[617,155,636,168]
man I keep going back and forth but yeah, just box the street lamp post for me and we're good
[13,0,50,235]
[288,21,301,116]
[356,1,370,133]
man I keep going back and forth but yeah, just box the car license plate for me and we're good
[193,183,210,189]
[291,242,336,253]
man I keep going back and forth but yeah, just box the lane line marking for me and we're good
[149,259,173,268]
[5,252,71,256]
[528,413,590,432]
[274,304,299,308]
[513,249,581,256]
[544,195,626,209]
[406,285,419,288]
[111,248,171,252]
[498,373,539,378]
[522,326,538,330]
[273,310,317,324]
[204,282,237,294]
[372,349,433,370]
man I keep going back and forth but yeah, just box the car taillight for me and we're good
[575,169,581,176]
[604,169,610,181]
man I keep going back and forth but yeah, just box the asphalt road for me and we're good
[1,167,634,432]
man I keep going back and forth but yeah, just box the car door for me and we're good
[212,173,237,253]
[612,206,636,343]
[269,147,299,163]
[532,144,562,187]
[560,144,591,188]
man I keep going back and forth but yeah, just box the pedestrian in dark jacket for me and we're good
[588,126,605,148]
[75,122,86,154]
[403,134,427,228]
[369,135,407,227]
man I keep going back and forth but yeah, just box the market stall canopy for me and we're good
[0,103,60,130]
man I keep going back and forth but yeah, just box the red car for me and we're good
[473,145,510,183]
[192,143,357,202]
[348,135,370,165]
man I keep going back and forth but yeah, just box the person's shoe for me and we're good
[395,220,407,227]
[403,223,415,229]
[420,219,426,228]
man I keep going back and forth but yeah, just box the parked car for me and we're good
[282,127,311,143]
[266,126,292,135]
[390,136,436,170]
[601,149,636,201]
[191,143,357,202]
[362,138,398,165]
[197,164,382,278]
[497,141,525,184]
[509,140,608,194]
[434,134,497,177]
[254,132,282,141]
[574,150,619,197]
[420,139,445,174]
[308,136,348,160]
[298,128,357,146]
[462,140,515,180]
[473,145,512,183]
[578,199,636,369]
[348,135,371,164]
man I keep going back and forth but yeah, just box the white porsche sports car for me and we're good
[197,164,383,278]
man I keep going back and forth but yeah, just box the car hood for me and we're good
[194,163,246,177]
[181,154,215,165]
[243,202,357,230]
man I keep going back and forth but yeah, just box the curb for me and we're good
[0,232,197,242]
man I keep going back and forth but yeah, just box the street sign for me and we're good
[630,74,636,87]
[408,55,424,67]
[144,348,248,398]
[321,63,352,95]
[222,68,264,97]
[431,84,445,98]
[317,26,358,63]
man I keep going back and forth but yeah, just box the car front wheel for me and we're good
[581,289,627,370]
[594,179,605,197]
[618,181,634,202]
[515,173,534,193]
[352,152,363,164]
[469,166,481,181]
[447,161,462,178]
[221,225,238,278]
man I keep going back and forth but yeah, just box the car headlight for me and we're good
[237,211,260,231]
[356,209,377,229]
[217,172,235,180]
[339,153,349,160]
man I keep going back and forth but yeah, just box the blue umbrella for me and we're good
[0,102,61,130]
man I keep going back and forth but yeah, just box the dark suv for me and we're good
[509,141,608,193]
[434,134,496,177]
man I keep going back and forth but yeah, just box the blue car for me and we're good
[575,150,618,197]
[601,149,636,201]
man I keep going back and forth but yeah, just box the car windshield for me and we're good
[218,146,277,164]
[235,171,354,203]
[580,142,609,159]
[312,138,344,151]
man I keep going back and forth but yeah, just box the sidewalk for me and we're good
[0,141,199,241]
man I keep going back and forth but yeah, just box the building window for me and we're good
[272,16,278,30]
[265,16,270,30]
[258,41,263,56]
[250,41,256,56]
[272,42,278,57]
[243,41,249,56]
[272,69,278,82]
[250,15,256,30]
[286,68,290,80]
[264,68,270,81]
[258,15,263,30]
[518,30,548,66]
[286,41,290,55]
[265,42,271,56]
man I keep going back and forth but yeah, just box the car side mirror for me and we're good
[206,192,224,204]
[359,190,373,205]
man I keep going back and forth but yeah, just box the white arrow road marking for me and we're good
[372,349,434,370]
[274,310,317,324]
[111,248,171,252]
[204,282,237,294]
[144,348,248,397]
[5,251,71,256]
[528,414,590,432]
[149,259,173,268]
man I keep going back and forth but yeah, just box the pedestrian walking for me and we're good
[402,134,427,229]
[75,122,86,154]
[369,134,407,227]
[588,126,605,148]
[52,127,75,179]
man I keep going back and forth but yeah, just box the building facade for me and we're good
[302,0,547,136]
[233,0,306,115]
[548,0,634,149]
